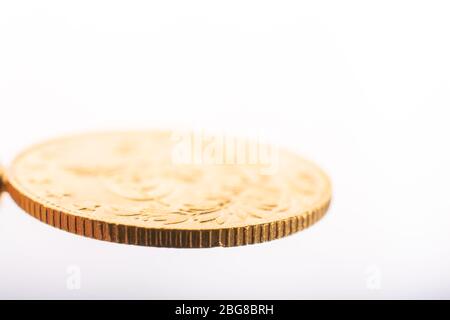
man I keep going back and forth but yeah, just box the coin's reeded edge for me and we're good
[6,178,331,248]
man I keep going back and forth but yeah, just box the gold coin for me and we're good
[0,164,5,194]
[5,131,331,248]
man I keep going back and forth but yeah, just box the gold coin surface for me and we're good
[5,131,331,248]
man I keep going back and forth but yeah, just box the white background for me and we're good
[1,1,449,299]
